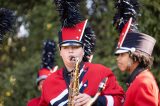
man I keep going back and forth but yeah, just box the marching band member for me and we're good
[113,0,159,105]
[39,0,124,106]
[27,40,57,106]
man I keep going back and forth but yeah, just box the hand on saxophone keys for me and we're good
[86,77,108,106]
[73,93,92,106]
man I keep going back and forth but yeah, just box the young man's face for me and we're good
[60,45,84,68]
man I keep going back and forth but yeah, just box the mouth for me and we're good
[117,62,121,66]
[69,56,76,61]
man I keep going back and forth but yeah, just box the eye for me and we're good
[115,53,126,57]
[62,46,69,49]
[115,54,120,57]
[72,46,81,49]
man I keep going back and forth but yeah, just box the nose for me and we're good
[68,47,74,53]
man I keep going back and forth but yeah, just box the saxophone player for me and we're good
[39,22,125,106]
[39,1,125,106]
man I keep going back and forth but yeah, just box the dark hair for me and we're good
[129,50,154,69]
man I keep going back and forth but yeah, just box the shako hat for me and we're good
[0,8,15,43]
[36,68,52,84]
[59,19,88,46]
[113,0,156,55]
[36,40,57,84]
[53,0,96,61]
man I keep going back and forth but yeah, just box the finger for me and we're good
[79,97,90,106]
[74,93,83,100]
[75,94,91,106]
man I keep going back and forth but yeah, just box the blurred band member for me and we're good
[113,0,159,105]
[27,40,57,106]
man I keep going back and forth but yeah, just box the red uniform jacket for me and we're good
[39,62,124,106]
[27,97,40,106]
[124,70,159,106]
[158,91,160,106]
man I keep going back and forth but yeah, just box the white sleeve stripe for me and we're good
[50,89,68,105]
[106,95,114,106]
[58,100,68,106]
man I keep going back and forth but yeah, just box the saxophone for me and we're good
[68,57,80,106]
[86,77,108,106]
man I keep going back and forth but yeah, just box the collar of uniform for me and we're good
[125,65,145,87]
[63,62,84,88]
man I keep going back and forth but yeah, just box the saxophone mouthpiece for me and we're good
[70,56,76,61]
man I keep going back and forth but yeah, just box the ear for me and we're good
[88,55,93,62]
[82,47,85,55]
[58,46,62,57]
[58,44,61,51]
[128,58,133,67]
[83,51,85,56]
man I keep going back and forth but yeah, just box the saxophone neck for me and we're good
[75,59,80,69]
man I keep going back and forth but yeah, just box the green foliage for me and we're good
[0,52,40,106]
[0,0,160,105]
